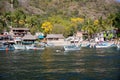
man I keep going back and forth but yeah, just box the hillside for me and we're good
[0,0,120,37]
[0,0,120,19]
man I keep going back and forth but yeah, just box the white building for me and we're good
[46,34,69,46]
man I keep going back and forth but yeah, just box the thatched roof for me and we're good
[46,34,64,39]
[22,32,36,40]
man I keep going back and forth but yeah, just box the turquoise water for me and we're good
[0,47,120,80]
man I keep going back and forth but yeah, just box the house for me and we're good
[0,32,14,43]
[22,32,36,45]
[75,31,88,41]
[9,28,31,43]
[9,28,30,38]
[75,31,83,42]
[46,34,68,46]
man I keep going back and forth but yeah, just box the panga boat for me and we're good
[26,44,45,50]
[64,44,81,51]
[13,44,26,50]
[13,37,26,50]
[95,42,114,48]
[0,42,14,51]
[117,44,120,49]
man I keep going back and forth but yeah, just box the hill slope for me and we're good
[0,0,120,19]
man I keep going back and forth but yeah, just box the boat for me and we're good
[95,42,114,48]
[26,44,45,50]
[13,44,26,50]
[64,44,81,51]
[117,44,120,49]
[13,37,26,50]
[0,42,15,51]
[81,43,90,47]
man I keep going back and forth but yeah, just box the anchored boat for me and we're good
[0,42,14,51]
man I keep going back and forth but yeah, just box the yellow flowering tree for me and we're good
[94,20,99,26]
[41,21,53,34]
[71,18,84,23]
[70,17,84,32]
[19,20,25,25]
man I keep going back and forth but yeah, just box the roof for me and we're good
[46,34,64,39]
[22,32,36,40]
[11,28,29,31]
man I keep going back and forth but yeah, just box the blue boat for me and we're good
[95,42,115,48]
[64,44,81,51]
[0,42,15,51]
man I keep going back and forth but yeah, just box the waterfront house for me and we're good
[0,32,14,44]
[75,31,84,42]
[66,31,84,43]
[9,28,31,44]
[76,31,89,41]
[22,32,36,45]
[46,34,68,46]
[9,28,30,38]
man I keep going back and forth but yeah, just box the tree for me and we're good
[0,12,11,31]
[41,21,53,35]
[71,17,84,32]
[82,18,98,39]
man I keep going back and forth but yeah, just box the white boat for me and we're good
[13,44,26,50]
[81,43,90,47]
[117,44,120,49]
[95,42,113,48]
[64,44,81,51]
[26,44,45,50]
[13,37,26,50]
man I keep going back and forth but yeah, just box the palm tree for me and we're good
[82,18,97,40]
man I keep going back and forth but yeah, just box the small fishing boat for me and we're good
[95,42,114,48]
[13,37,26,50]
[117,44,120,49]
[13,44,26,50]
[64,44,81,51]
[0,42,15,51]
[81,43,90,47]
[26,44,45,50]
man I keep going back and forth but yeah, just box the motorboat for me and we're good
[64,44,81,51]
[0,42,14,51]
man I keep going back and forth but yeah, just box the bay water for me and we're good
[0,47,120,80]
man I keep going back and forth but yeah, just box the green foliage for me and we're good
[107,12,120,37]
[0,0,120,37]
[13,0,19,8]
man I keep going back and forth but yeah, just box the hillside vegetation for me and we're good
[0,0,120,37]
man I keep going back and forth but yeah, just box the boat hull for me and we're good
[0,46,14,51]
[13,44,26,50]
[117,45,120,49]
[64,45,81,51]
[26,45,45,50]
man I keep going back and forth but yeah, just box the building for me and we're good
[75,31,83,42]
[46,34,68,46]
[0,32,14,43]
[22,32,36,45]
[9,28,30,38]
